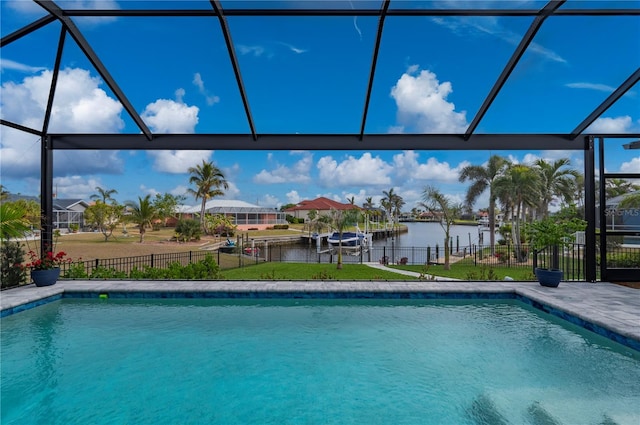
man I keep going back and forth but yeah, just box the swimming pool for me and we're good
[2,298,639,424]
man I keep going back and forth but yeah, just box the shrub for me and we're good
[607,252,640,268]
[175,219,202,242]
[89,266,127,279]
[64,261,89,278]
[122,254,220,280]
[0,241,26,288]
[273,224,289,230]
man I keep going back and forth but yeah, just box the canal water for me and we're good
[253,222,489,265]
[374,222,484,248]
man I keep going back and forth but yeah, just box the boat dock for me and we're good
[300,227,406,245]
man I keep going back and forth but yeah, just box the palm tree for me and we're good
[0,185,10,201]
[494,164,541,262]
[125,195,157,243]
[363,197,374,209]
[347,196,355,205]
[419,185,462,271]
[0,202,30,240]
[605,178,640,200]
[325,208,360,270]
[381,188,404,234]
[533,158,580,218]
[619,191,640,208]
[90,186,118,204]
[187,160,228,231]
[458,155,508,252]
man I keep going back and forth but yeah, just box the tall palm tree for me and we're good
[125,195,157,243]
[381,188,404,234]
[458,155,508,252]
[187,160,229,231]
[494,164,541,262]
[419,185,462,271]
[90,186,118,204]
[533,158,579,218]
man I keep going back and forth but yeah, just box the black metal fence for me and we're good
[533,244,587,281]
[60,250,215,276]
[57,242,586,278]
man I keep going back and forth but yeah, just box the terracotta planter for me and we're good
[535,267,562,288]
[31,268,60,287]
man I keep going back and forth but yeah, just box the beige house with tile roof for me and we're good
[283,197,360,222]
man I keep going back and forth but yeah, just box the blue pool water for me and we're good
[1,299,639,424]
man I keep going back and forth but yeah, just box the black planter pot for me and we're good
[535,267,562,288]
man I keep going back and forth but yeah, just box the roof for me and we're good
[605,191,640,207]
[285,197,360,212]
[52,198,88,210]
[183,199,279,214]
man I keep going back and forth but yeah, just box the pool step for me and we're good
[467,394,509,425]
[599,414,620,425]
[468,394,622,425]
[527,401,562,425]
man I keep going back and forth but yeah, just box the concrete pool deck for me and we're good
[1,280,639,350]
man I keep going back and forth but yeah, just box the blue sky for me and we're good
[1,0,639,212]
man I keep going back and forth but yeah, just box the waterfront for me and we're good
[375,222,485,248]
[257,222,488,265]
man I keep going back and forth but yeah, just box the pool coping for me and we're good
[2,280,639,351]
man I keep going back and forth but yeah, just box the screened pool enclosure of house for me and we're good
[1,0,639,281]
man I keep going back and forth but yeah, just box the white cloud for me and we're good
[141,98,199,133]
[565,82,617,92]
[0,59,46,73]
[341,189,368,206]
[286,190,302,204]
[620,157,640,174]
[170,185,190,198]
[148,151,212,174]
[192,73,220,106]
[220,181,241,199]
[392,151,470,182]
[390,67,468,133]
[175,88,185,103]
[8,1,120,24]
[0,67,126,179]
[260,194,280,208]
[138,184,160,197]
[276,42,308,54]
[141,98,207,173]
[587,116,639,133]
[53,176,103,199]
[237,44,266,57]
[317,153,393,187]
[431,7,566,64]
[253,152,313,184]
[6,0,47,14]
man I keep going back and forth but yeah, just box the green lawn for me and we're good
[390,258,537,281]
[219,262,419,281]
[217,258,537,281]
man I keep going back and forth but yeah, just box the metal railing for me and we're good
[533,244,587,281]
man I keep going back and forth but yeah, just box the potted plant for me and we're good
[528,217,586,287]
[24,248,73,287]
